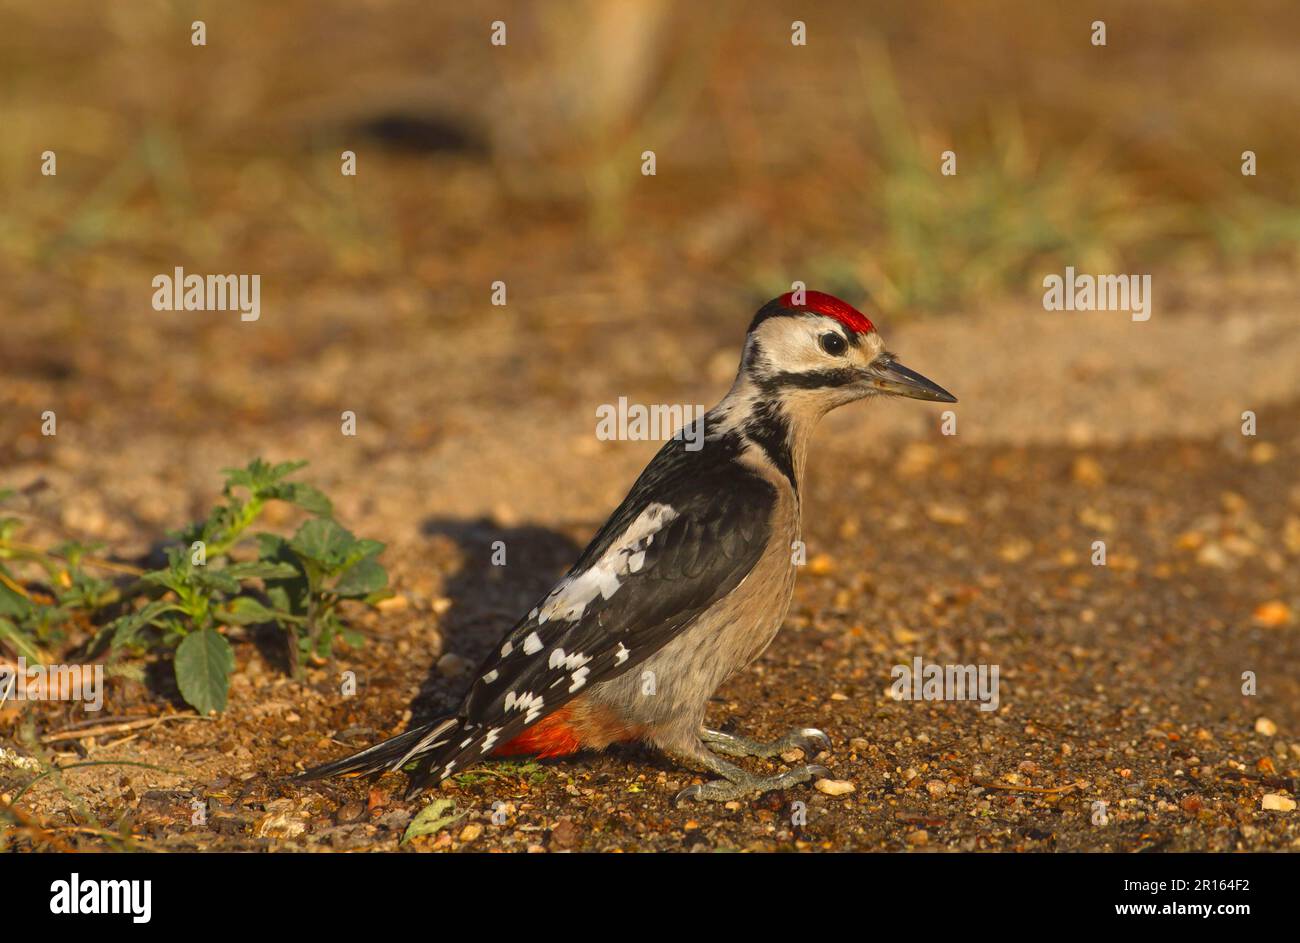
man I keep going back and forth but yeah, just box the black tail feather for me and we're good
[296,716,460,782]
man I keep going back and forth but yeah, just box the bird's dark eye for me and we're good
[819,332,847,356]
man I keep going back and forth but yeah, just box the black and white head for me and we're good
[738,290,956,419]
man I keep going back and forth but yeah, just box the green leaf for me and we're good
[224,560,301,581]
[264,583,302,615]
[190,567,241,597]
[55,570,116,610]
[333,558,388,597]
[107,613,146,652]
[0,617,44,663]
[266,482,333,517]
[401,799,467,844]
[215,596,286,626]
[289,518,356,568]
[49,539,106,568]
[222,458,306,495]
[0,581,34,620]
[174,627,235,715]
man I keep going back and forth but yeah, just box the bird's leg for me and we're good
[700,726,830,760]
[669,740,830,803]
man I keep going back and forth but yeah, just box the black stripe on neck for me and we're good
[740,399,797,491]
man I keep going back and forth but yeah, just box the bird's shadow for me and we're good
[408,516,583,724]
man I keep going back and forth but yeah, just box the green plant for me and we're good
[0,460,388,715]
[1,502,119,663]
[401,799,467,845]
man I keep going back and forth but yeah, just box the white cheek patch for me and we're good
[761,318,832,373]
[534,503,678,625]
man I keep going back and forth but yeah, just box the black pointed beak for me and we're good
[867,359,957,403]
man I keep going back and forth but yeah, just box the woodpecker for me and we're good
[300,290,956,802]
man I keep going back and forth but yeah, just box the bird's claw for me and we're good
[675,783,705,804]
[674,763,831,804]
[790,728,832,757]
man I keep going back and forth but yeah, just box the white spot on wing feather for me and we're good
[505,690,544,723]
[534,503,678,625]
[548,647,592,671]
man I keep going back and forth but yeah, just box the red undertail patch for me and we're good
[493,706,582,758]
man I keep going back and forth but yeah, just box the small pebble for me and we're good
[1071,456,1105,487]
[1255,717,1278,737]
[1252,600,1292,627]
[926,503,968,526]
[807,553,835,576]
[814,778,855,796]
[336,802,365,824]
[1261,794,1295,812]
[437,653,472,678]
[550,818,579,848]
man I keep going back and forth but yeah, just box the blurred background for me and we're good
[2,0,1299,547]
[3,0,1300,853]
[3,0,1299,458]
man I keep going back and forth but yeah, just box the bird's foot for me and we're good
[701,726,831,760]
[675,763,831,803]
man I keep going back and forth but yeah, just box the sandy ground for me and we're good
[3,0,1299,853]
[3,273,1298,852]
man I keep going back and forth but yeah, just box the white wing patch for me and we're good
[549,647,594,692]
[614,642,630,666]
[569,666,590,692]
[504,690,544,724]
[533,503,678,625]
[480,727,502,753]
[548,647,592,671]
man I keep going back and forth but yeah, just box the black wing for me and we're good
[403,431,777,783]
